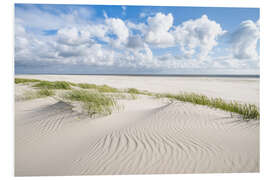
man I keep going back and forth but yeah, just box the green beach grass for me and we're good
[15,78,72,89]
[15,78,41,84]
[126,88,141,94]
[125,88,153,96]
[77,83,120,93]
[37,88,55,97]
[15,78,260,120]
[156,92,259,120]
[22,88,55,100]
[33,81,72,90]
[64,89,118,117]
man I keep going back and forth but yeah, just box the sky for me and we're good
[15,4,260,74]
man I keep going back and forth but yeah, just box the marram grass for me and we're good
[64,90,119,117]
[15,78,41,84]
[77,83,120,93]
[107,92,138,100]
[126,88,141,94]
[156,93,260,120]
[15,78,259,120]
[125,88,154,96]
[37,88,55,97]
[22,88,55,100]
[33,81,71,90]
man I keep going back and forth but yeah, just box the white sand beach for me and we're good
[15,75,259,176]
[15,74,259,105]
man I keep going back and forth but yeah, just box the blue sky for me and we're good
[15,4,260,74]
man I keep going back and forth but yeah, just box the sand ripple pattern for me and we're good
[15,99,259,176]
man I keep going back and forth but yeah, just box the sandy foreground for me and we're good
[15,75,259,176]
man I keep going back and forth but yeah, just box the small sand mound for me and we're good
[15,96,259,176]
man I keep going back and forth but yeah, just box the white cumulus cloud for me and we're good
[173,15,226,59]
[230,19,260,60]
[105,17,129,48]
[14,6,259,74]
[145,13,175,47]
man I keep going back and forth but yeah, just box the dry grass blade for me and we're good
[64,90,119,117]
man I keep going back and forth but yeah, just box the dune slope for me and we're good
[15,95,259,176]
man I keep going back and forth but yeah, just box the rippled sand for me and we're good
[15,75,259,176]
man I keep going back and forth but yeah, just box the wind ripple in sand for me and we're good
[68,103,259,175]
[15,98,259,176]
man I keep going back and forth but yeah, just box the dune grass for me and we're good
[77,83,120,93]
[64,90,118,117]
[156,92,260,120]
[107,92,138,100]
[23,88,55,100]
[15,78,41,84]
[37,88,55,97]
[125,88,154,96]
[126,88,141,94]
[33,81,71,90]
[15,78,259,120]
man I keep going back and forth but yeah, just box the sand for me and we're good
[14,75,259,176]
[15,74,259,105]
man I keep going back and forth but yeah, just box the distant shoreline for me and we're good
[14,73,260,78]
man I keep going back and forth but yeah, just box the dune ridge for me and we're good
[15,74,259,105]
[15,94,259,176]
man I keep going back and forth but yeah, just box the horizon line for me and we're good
[14,73,260,77]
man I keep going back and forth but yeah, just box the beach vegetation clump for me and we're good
[15,78,41,84]
[77,83,97,89]
[126,88,141,94]
[108,93,138,100]
[33,81,71,90]
[64,90,118,117]
[77,83,120,93]
[23,88,55,100]
[157,92,260,120]
[37,88,55,97]
[126,88,154,96]
[15,78,259,120]
[67,82,77,86]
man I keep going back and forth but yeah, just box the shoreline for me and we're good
[14,73,260,78]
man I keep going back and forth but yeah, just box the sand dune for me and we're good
[15,74,259,104]
[15,91,259,176]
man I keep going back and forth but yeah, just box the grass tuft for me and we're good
[77,83,120,93]
[156,92,260,120]
[15,78,259,120]
[64,90,118,117]
[15,78,41,84]
[68,82,77,86]
[33,81,71,90]
[108,93,138,100]
[22,88,55,100]
[77,83,97,89]
[126,88,141,94]
[37,88,55,97]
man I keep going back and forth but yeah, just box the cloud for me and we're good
[126,35,145,49]
[230,19,260,60]
[15,5,94,32]
[15,5,259,74]
[105,17,129,48]
[145,13,175,47]
[57,27,93,46]
[173,15,226,60]
[126,21,147,34]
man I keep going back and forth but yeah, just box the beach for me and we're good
[14,75,260,176]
